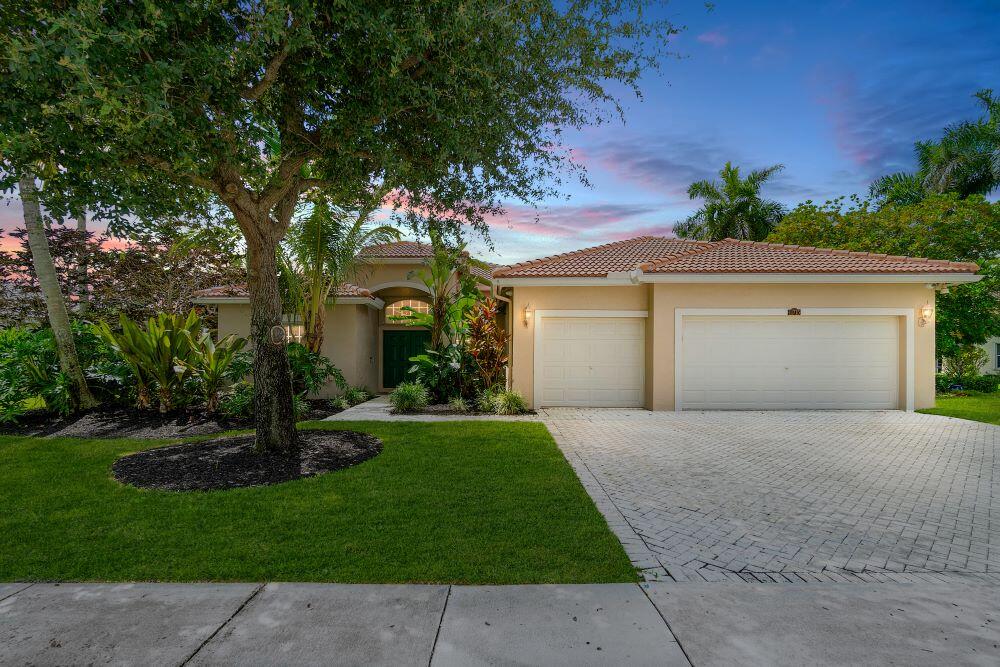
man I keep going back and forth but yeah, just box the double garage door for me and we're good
[538,314,900,410]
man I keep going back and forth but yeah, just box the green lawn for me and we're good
[0,421,635,584]
[918,392,1000,425]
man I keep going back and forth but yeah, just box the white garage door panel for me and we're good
[681,316,899,410]
[540,317,645,407]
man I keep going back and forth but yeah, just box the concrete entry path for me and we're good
[324,395,540,422]
[543,409,1000,583]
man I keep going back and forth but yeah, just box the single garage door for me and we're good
[680,315,899,410]
[539,317,645,407]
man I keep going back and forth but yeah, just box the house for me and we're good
[980,337,1000,375]
[196,236,982,411]
[192,241,495,395]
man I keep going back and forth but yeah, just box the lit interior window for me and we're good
[386,299,430,319]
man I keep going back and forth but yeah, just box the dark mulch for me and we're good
[112,429,382,491]
[2,400,341,439]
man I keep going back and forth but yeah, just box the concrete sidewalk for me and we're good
[2,582,997,666]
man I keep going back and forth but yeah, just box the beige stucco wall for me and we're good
[509,282,938,411]
[214,302,378,397]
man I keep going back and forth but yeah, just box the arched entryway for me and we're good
[372,284,432,391]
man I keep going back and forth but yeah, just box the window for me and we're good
[385,299,430,320]
[282,314,304,344]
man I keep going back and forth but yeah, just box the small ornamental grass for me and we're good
[491,390,529,415]
[447,396,469,413]
[389,382,429,413]
[343,386,373,406]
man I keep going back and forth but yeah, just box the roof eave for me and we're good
[493,272,982,286]
[192,296,385,308]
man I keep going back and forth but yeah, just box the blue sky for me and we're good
[2,1,998,263]
[472,0,1000,263]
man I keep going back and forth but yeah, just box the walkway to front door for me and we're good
[382,329,431,389]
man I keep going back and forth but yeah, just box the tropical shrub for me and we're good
[466,298,509,394]
[179,333,248,413]
[408,346,464,403]
[943,345,990,384]
[389,382,428,413]
[330,396,350,411]
[219,381,254,420]
[447,396,469,413]
[94,311,203,412]
[286,342,346,395]
[490,389,529,415]
[0,324,131,422]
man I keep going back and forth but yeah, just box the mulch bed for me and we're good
[112,429,382,491]
[2,400,342,439]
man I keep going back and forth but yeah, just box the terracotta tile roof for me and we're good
[494,236,979,277]
[192,283,375,300]
[492,237,711,278]
[641,239,980,274]
[360,240,433,258]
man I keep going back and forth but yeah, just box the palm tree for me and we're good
[19,174,98,411]
[870,89,1000,207]
[920,89,1000,197]
[282,193,400,353]
[868,171,926,207]
[675,162,786,241]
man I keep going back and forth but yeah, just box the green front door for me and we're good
[382,329,431,389]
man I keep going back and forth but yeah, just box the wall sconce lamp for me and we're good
[522,302,533,327]
[918,302,934,327]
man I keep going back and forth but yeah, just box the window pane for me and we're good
[386,299,430,319]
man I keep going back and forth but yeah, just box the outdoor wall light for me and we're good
[918,302,934,327]
[523,302,533,327]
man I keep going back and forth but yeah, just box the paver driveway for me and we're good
[542,410,1000,583]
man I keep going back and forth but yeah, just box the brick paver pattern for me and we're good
[542,410,999,584]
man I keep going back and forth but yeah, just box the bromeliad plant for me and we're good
[179,333,248,413]
[94,311,202,413]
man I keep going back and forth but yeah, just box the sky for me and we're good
[2,0,998,264]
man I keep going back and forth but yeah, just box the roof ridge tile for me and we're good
[711,238,979,271]
[493,236,660,277]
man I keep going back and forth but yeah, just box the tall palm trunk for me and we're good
[19,174,98,412]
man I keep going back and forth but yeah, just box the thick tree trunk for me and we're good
[75,212,90,315]
[19,175,98,412]
[244,222,298,454]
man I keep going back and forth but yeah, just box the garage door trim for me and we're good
[534,309,648,409]
[674,308,915,412]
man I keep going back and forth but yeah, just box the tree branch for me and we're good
[241,17,299,101]
[137,155,220,194]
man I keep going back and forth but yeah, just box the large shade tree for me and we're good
[1,1,677,452]
[674,162,786,241]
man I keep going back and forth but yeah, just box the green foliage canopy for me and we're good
[769,193,1000,357]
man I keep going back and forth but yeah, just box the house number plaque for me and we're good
[787,308,801,316]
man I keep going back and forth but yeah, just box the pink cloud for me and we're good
[697,30,729,48]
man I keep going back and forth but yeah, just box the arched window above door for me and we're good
[384,298,430,319]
